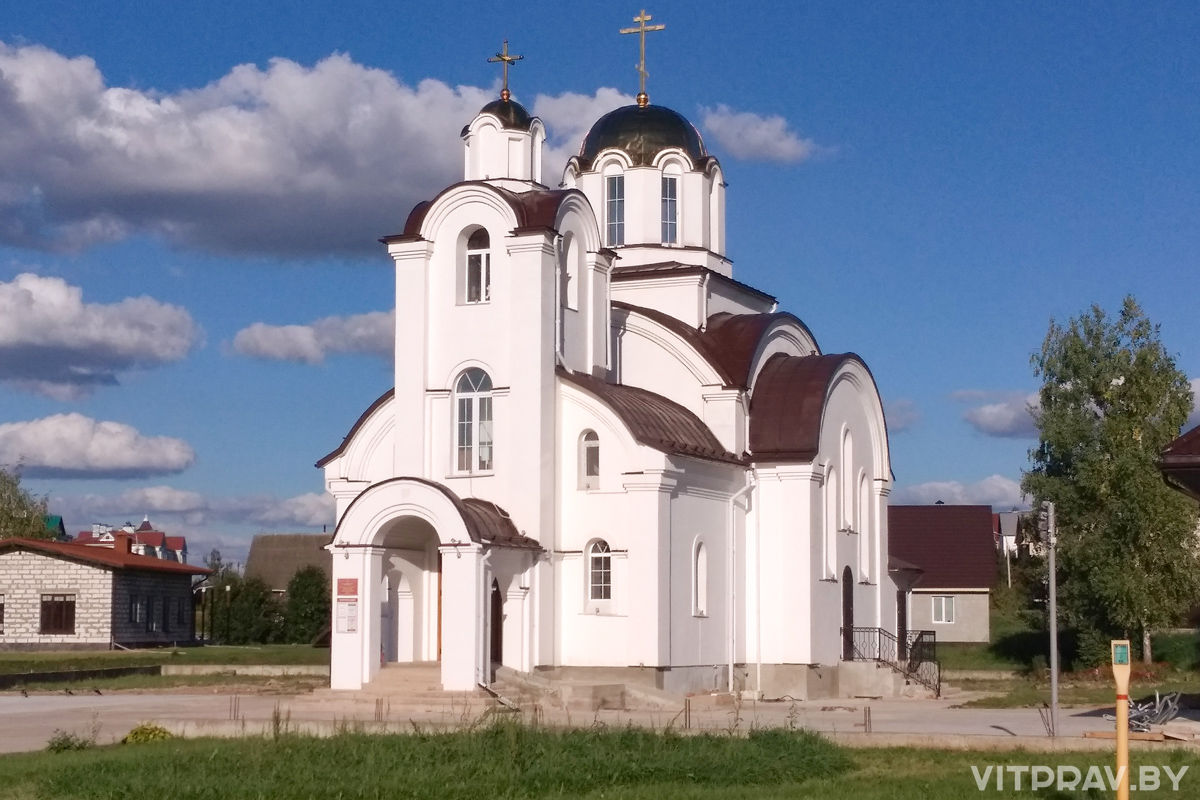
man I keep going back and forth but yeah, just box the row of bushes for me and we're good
[201,566,329,645]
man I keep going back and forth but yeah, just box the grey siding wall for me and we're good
[0,551,113,647]
[112,571,197,647]
[908,589,989,643]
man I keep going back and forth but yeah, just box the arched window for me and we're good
[841,429,854,532]
[605,173,624,246]
[465,229,491,304]
[693,541,708,616]
[579,430,600,490]
[560,233,580,311]
[858,473,871,579]
[588,540,611,601]
[824,465,838,577]
[661,174,678,244]
[455,368,494,472]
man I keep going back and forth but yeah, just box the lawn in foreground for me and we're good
[1,725,1197,800]
[0,645,329,675]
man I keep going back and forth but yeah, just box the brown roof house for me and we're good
[1161,425,1200,502]
[888,505,996,643]
[245,534,332,594]
[0,535,209,650]
[75,517,189,563]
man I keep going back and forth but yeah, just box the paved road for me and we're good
[4,690,1188,754]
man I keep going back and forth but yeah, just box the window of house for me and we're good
[588,540,612,601]
[163,598,173,634]
[0,593,5,633]
[661,175,678,243]
[147,597,160,632]
[130,595,146,625]
[465,228,491,304]
[605,175,624,246]
[40,594,75,635]
[693,541,708,616]
[455,368,494,473]
[176,597,188,627]
[579,430,599,490]
[932,595,955,624]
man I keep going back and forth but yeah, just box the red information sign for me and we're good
[336,578,358,597]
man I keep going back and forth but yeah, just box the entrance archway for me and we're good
[841,566,855,660]
[376,516,442,664]
[489,579,503,677]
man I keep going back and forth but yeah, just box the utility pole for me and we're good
[1040,500,1059,736]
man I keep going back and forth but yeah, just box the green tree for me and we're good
[0,467,50,540]
[284,566,330,644]
[1022,296,1200,665]
[224,575,283,645]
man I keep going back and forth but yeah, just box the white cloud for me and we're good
[53,487,335,532]
[885,398,920,433]
[0,414,194,478]
[953,389,1040,438]
[893,474,1026,509]
[532,88,633,179]
[698,104,821,163]
[232,310,393,363]
[0,272,200,398]
[0,43,633,257]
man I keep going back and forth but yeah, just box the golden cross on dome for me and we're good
[620,9,665,107]
[487,40,524,101]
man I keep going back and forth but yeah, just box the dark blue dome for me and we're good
[578,104,707,168]
[475,98,533,131]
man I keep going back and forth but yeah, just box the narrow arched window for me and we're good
[824,465,838,577]
[465,229,491,304]
[841,429,854,532]
[693,541,708,616]
[455,368,494,472]
[588,540,611,601]
[661,175,678,244]
[605,174,624,246]
[579,430,599,490]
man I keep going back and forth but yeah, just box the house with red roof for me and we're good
[0,535,209,649]
[75,517,188,564]
[1161,425,1200,502]
[888,505,997,643]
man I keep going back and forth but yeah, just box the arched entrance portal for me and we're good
[376,516,442,664]
[841,566,855,661]
[489,579,503,679]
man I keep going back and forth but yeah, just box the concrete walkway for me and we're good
[3,687,1198,755]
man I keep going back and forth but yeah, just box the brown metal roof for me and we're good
[1161,424,1200,501]
[612,301,736,386]
[609,262,774,305]
[329,477,541,551]
[887,505,996,590]
[0,538,210,576]
[382,184,582,243]
[461,499,540,550]
[748,353,857,461]
[245,533,331,592]
[558,367,743,464]
[704,311,819,389]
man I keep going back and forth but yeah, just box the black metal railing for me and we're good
[844,626,941,696]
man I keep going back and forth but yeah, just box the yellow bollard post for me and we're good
[1112,640,1131,800]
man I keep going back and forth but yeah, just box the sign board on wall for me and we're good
[336,599,358,633]
[337,578,358,597]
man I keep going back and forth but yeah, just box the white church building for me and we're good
[317,71,902,699]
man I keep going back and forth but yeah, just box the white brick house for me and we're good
[0,536,209,650]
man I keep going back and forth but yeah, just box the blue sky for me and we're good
[1,1,1197,563]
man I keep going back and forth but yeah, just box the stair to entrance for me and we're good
[319,663,498,717]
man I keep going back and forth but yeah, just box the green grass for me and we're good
[0,727,1195,799]
[10,673,327,693]
[0,645,328,675]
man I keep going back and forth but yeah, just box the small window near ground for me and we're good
[579,430,599,490]
[932,595,955,624]
[40,594,75,635]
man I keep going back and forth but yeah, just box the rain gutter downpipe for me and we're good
[727,472,755,694]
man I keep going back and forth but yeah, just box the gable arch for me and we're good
[820,360,891,482]
[418,184,524,244]
[331,477,476,548]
